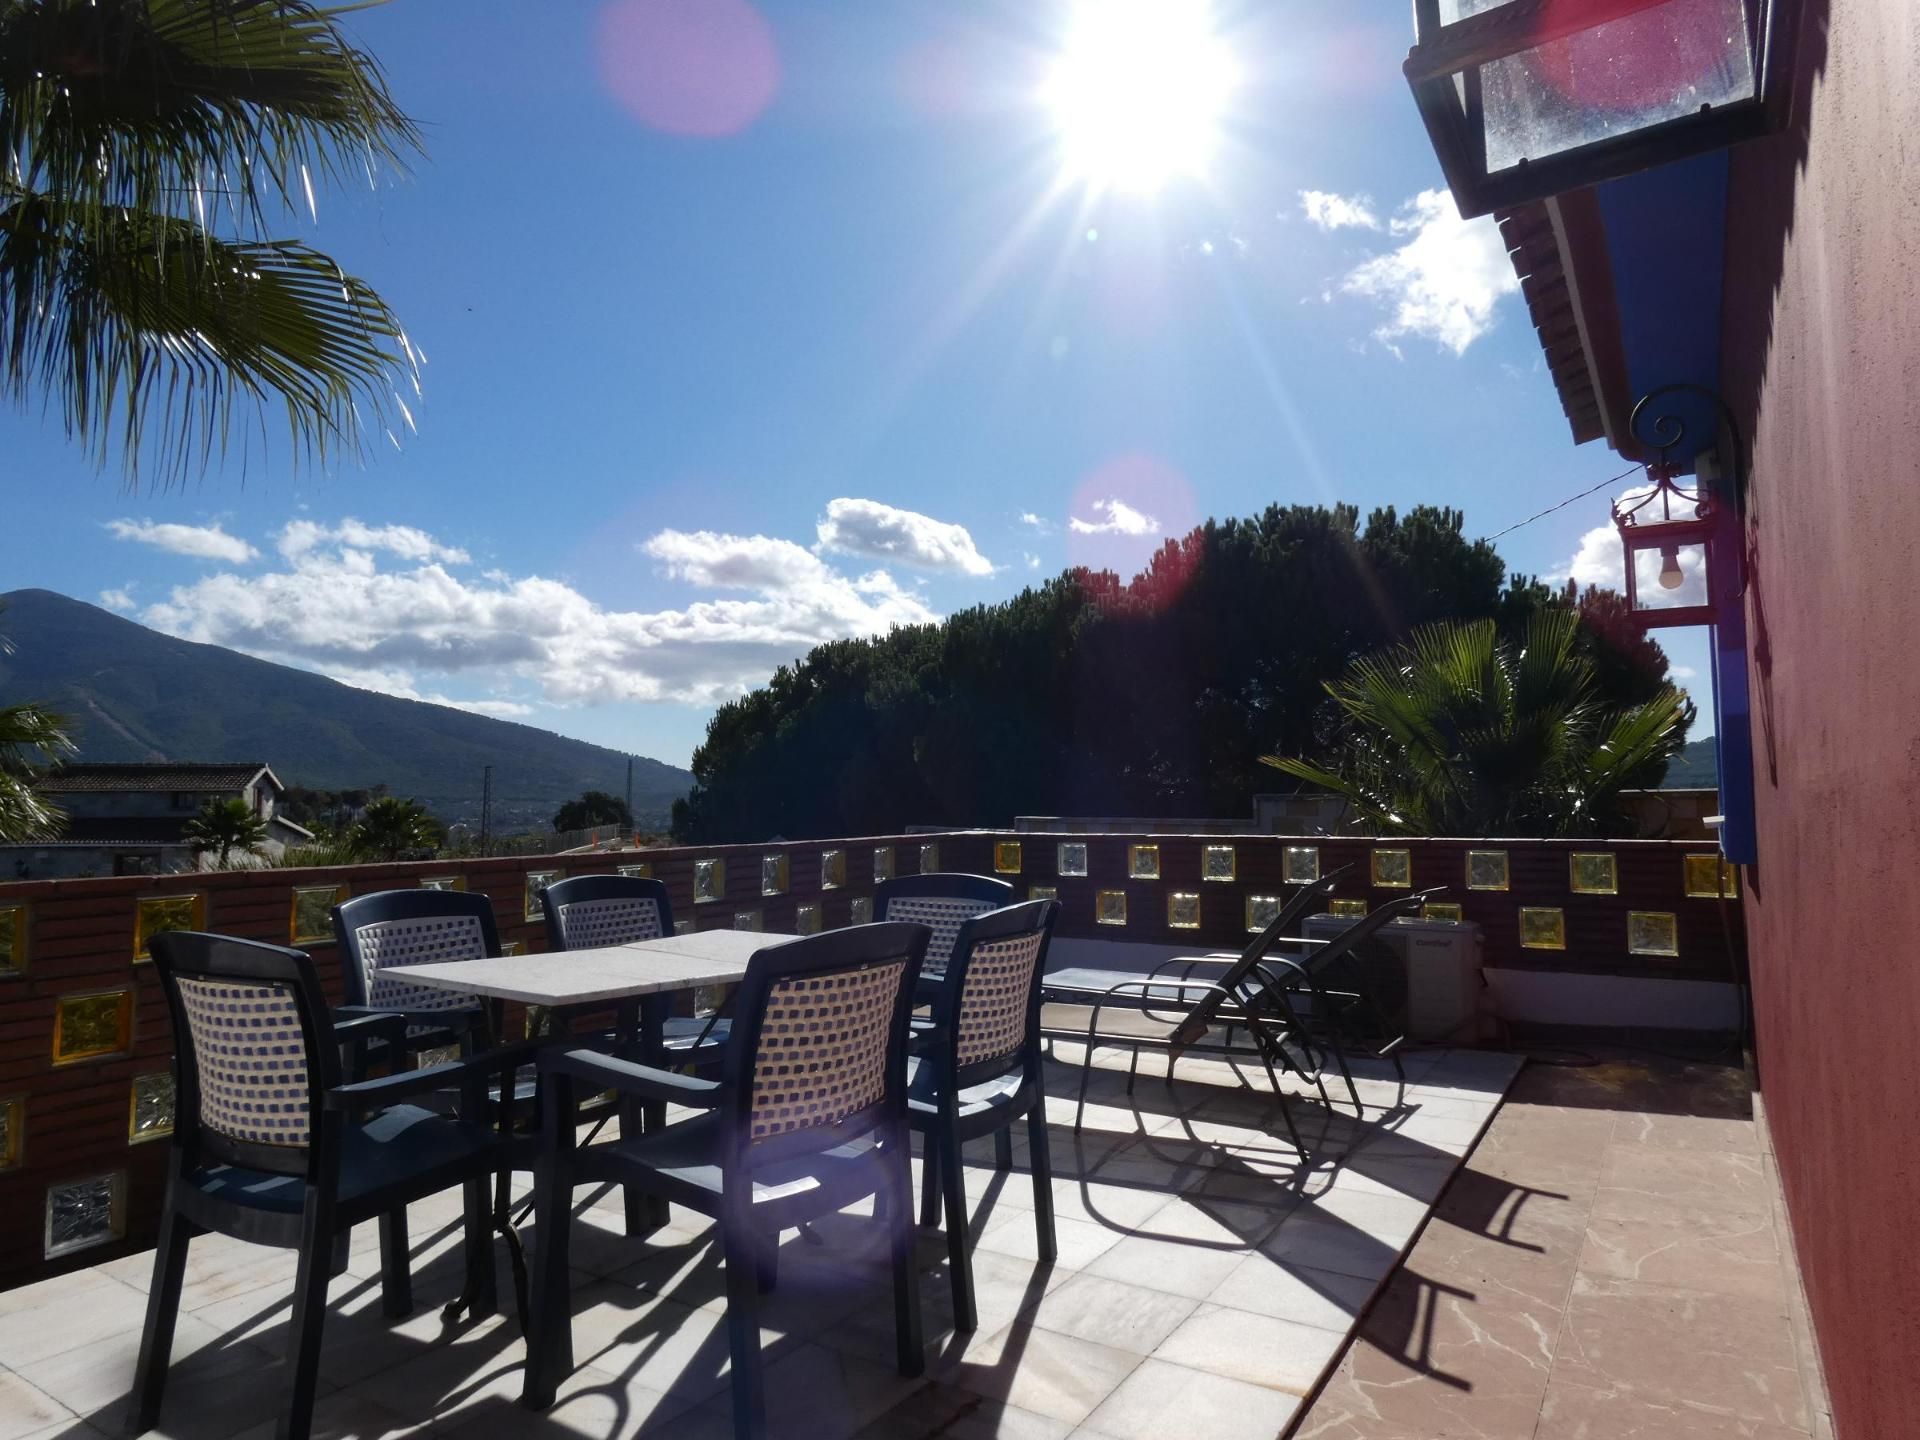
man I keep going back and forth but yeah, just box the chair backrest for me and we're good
[331,889,500,1016]
[149,931,338,1177]
[874,873,1014,977]
[720,922,929,1169]
[542,874,674,952]
[1167,865,1355,1043]
[1295,888,1441,979]
[934,899,1058,1083]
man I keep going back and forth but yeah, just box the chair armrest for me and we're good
[325,1060,471,1111]
[331,1009,407,1046]
[538,1046,725,1108]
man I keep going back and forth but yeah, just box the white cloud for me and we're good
[1341,189,1519,354]
[1018,512,1056,536]
[99,587,136,612]
[106,519,258,564]
[1069,498,1161,537]
[1552,485,1709,610]
[814,498,994,576]
[278,518,469,565]
[1024,553,1042,571]
[1560,520,1628,591]
[139,518,937,712]
[1670,665,1698,681]
[1300,189,1381,231]
[319,663,539,719]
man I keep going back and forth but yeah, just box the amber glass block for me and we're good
[420,874,466,892]
[761,853,790,896]
[1628,911,1680,957]
[135,893,204,962]
[1129,844,1161,880]
[993,841,1023,874]
[694,858,727,903]
[1056,843,1089,877]
[1095,890,1128,926]
[1519,907,1567,950]
[919,842,942,873]
[873,847,896,883]
[1202,845,1237,882]
[54,990,132,1066]
[1683,854,1739,898]
[820,850,846,889]
[795,904,822,935]
[1424,902,1465,923]
[524,1006,559,1040]
[289,885,345,945]
[45,1172,125,1259]
[500,941,523,957]
[617,863,653,880]
[1569,852,1618,895]
[1245,894,1282,931]
[734,909,763,932]
[1372,849,1412,888]
[1330,898,1368,918]
[128,1072,176,1144]
[525,870,563,921]
[0,1096,21,1170]
[1167,892,1201,929]
[1283,847,1320,885]
[1465,850,1508,891]
[0,905,26,977]
[850,897,874,925]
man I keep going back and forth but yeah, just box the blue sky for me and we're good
[3,0,1707,769]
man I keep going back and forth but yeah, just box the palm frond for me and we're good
[0,699,77,840]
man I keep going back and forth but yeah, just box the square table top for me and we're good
[395,928,797,1008]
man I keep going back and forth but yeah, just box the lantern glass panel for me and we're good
[1630,537,1710,612]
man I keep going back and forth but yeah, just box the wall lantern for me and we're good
[1405,0,1792,218]
[1612,383,1741,629]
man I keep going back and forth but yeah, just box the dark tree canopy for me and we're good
[554,790,633,834]
[672,504,1677,843]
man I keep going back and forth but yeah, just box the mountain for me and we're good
[1661,736,1720,790]
[0,589,692,831]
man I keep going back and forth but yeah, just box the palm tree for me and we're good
[0,0,421,484]
[182,795,268,867]
[348,795,437,861]
[1261,610,1691,838]
[0,701,75,840]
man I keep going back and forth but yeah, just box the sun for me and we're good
[1044,0,1238,196]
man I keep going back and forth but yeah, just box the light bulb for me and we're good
[1657,545,1685,590]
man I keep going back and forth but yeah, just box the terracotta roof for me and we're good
[36,762,276,795]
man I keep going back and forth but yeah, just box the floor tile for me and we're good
[1534,1377,1814,1440]
[1078,1358,1301,1440]
[1595,1148,1772,1218]
[1576,1213,1787,1306]
[933,1322,1141,1426]
[0,1369,73,1440]
[1203,1256,1378,1333]
[856,1381,1073,1439]
[1153,1304,1342,1395]
[1016,1275,1197,1355]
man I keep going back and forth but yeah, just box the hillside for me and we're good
[0,589,691,830]
[1661,736,1720,790]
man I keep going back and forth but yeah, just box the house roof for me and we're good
[36,762,280,795]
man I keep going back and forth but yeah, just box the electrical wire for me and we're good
[1481,463,1645,542]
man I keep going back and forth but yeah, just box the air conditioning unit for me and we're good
[1298,914,1486,1043]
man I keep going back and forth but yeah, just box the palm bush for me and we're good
[347,795,437,861]
[0,0,420,483]
[1262,610,1690,837]
[182,795,268,866]
[0,700,75,840]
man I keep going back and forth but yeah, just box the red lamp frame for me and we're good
[1612,464,1719,628]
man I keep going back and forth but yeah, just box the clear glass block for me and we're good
[416,1044,462,1068]
[694,858,727,904]
[1283,847,1320,885]
[46,1172,124,1258]
[873,847,895,883]
[1628,910,1680,957]
[1028,886,1058,903]
[993,841,1023,874]
[1202,845,1236,882]
[524,1006,558,1040]
[1057,843,1089,877]
[819,850,845,889]
[1330,898,1368,918]
[761,853,789,897]
[1519,907,1567,950]
[289,886,343,945]
[1129,845,1161,880]
[796,904,822,935]
[500,941,523,957]
[524,870,562,921]
[0,905,25,977]
[673,919,695,936]
[419,875,464,892]
[129,1072,175,1143]
[617,863,653,880]
[1478,0,1756,175]
[1095,890,1127,926]
[1684,854,1738,898]
[1466,850,1509,891]
[1570,852,1619,895]
[734,909,763,932]
[0,1096,21,1170]
[919,842,941,873]
[850,897,874,925]
[1245,894,1282,931]
[136,894,203,962]
[54,991,131,1066]
[1372,849,1412,888]
[1167,892,1201,929]
[1424,902,1466,923]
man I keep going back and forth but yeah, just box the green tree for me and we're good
[1261,610,1691,838]
[347,795,438,861]
[553,790,632,834]
[0,0,420,484]
[182,795,268,867]
[0,608,77,841]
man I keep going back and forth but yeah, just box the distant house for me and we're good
[3,762,314,879]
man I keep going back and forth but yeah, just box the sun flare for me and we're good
[1044,0,1238,196]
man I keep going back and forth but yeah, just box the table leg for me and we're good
[622,993,671,1234]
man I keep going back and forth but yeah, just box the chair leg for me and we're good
[464,1175,498,1316]
[721,1217,767,1440]
[1026,1107,1056,1264]
[993,1129,1013,1173]
[378,1208,412,1319]
[755,1232,778,1295]
[522,1116,574,1409]
[938,1125,976,1332]
[127,1206,193,1435]
[1125,1045,1140,1096]
[918,1136,942,1228]
[887,1142,925,1379]
[277,1199,333,1440]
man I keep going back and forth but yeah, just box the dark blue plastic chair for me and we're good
[875,872,1014,979]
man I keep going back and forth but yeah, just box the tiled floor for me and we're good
[0,1045,1520,1440]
